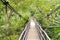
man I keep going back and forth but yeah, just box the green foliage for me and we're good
[0,0,60,40]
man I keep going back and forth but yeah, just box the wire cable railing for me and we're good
[34,17,51,40]
[35,21,51,40]
[19,22,30,40]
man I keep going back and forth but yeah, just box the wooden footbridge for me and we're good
[19,17,51,40]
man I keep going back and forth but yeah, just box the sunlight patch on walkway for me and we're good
[30,19,35,27]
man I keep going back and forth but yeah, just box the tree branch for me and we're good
[47,6,60,17]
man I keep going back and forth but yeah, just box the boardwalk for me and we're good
[27,19,40,40]
[19,17,51,40]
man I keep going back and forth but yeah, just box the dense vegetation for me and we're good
[0,0,60,40]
